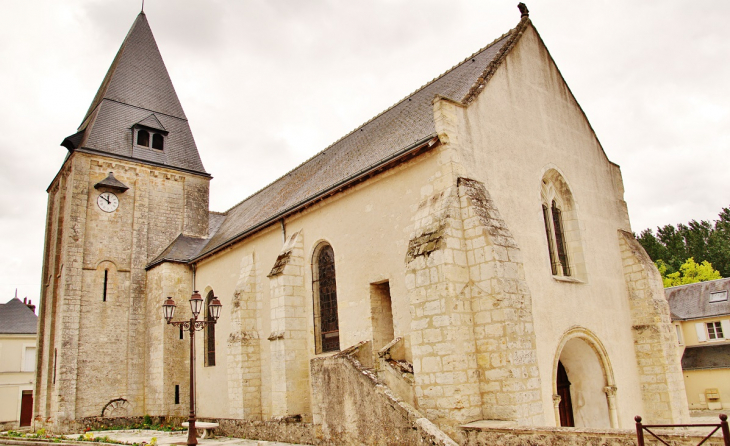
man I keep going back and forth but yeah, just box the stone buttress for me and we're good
[267,231,310,419]
[227,253,263,420]
[618,230,689,423]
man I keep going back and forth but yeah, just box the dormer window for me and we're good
[137,129,150,147]
[710,291,728,303]
[152,133,164,150]
[132,114,168,151]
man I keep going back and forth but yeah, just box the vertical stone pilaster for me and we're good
[618,230,688,423]
[227,253,262,420]
[267,231,310,418]
[55,156,91,424]
[127,171,149,414]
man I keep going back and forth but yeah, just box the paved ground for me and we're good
[689,409,728,425]
[73,430,309,446]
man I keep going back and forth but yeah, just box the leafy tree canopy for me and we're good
[657,258,721,288]
[637,204,729,286]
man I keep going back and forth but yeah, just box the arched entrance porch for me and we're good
[552,327,619,428]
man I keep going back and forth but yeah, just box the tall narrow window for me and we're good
[137,130,150,147]
[174,385,180,404]
[103,269,108,302]
[179,326,184,340]
[541,170,584,280]
[53,348,57,384]
[314,244,339,353]
[551,201,571,276]
[542,205,558,275]
[204,291,216,366]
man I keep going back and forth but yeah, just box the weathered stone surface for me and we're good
[311,342,458,446]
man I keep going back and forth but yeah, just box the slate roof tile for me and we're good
[0,298,37,335]
[681,344,730,370]
[193,22,522,260]
[666,277,730,321]
[65,12,206,175]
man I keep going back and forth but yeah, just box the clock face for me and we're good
[97,192,119,213]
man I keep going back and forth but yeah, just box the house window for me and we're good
[675,325,683,344]
[136,129,150,147]
[707,322,724,340]
[23,346,36,372]
[710,291,728,303]
[204,291,216,366]
[313,244,339,353]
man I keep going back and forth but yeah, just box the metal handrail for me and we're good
[635,414,730,446]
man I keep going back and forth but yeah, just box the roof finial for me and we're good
[141,0,145,12]
[518,2,529,18]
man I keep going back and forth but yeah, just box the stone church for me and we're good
[35,4,689,444]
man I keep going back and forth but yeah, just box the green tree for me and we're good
[638,204,730,278]
[659,257,721,288]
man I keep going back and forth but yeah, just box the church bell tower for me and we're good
[34,12,210,430]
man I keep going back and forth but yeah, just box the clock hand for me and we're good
[101,195,110,204]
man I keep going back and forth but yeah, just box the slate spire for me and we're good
[62,12,207,175]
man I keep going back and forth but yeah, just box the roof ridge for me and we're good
[218,25,518,215]
[666,276,730,290]
[462,16,531,104]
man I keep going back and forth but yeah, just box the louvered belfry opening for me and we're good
[317,245,340,352]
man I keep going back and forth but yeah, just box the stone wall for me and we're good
[267,231,310,418]
[226,253,262,420]
[618,230,689,424]
[405,175,543,433]
[310,342,458,446]
[35,152,211,429]
[460,424,727,446]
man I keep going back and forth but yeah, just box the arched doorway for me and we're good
[553,327,619,428]
[556,361,574,427]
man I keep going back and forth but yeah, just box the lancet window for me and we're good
[313,244,340,353]
[541,169,584,280]
[204,290,216,366]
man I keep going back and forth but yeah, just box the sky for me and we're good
[0,0,728,304]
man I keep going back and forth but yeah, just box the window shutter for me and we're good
[696,323,707,342]
[721,320,730,339]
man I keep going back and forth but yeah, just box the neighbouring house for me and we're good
[34,3,689,444]
[667,277,730,410]
[0,296,37,429]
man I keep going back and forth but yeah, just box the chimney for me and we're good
[24,298,36,313]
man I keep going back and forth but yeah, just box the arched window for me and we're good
[152,133,164,150]
[204,291,216,366]
[136,130,150,147]
[313,244,339,353]
[541,169,585,280]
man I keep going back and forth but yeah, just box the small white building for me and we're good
[0,297,37,429]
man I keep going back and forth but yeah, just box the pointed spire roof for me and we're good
[81,12,186,126]
[62,12,207,175]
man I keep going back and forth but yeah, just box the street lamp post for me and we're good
[162,291,222,446]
